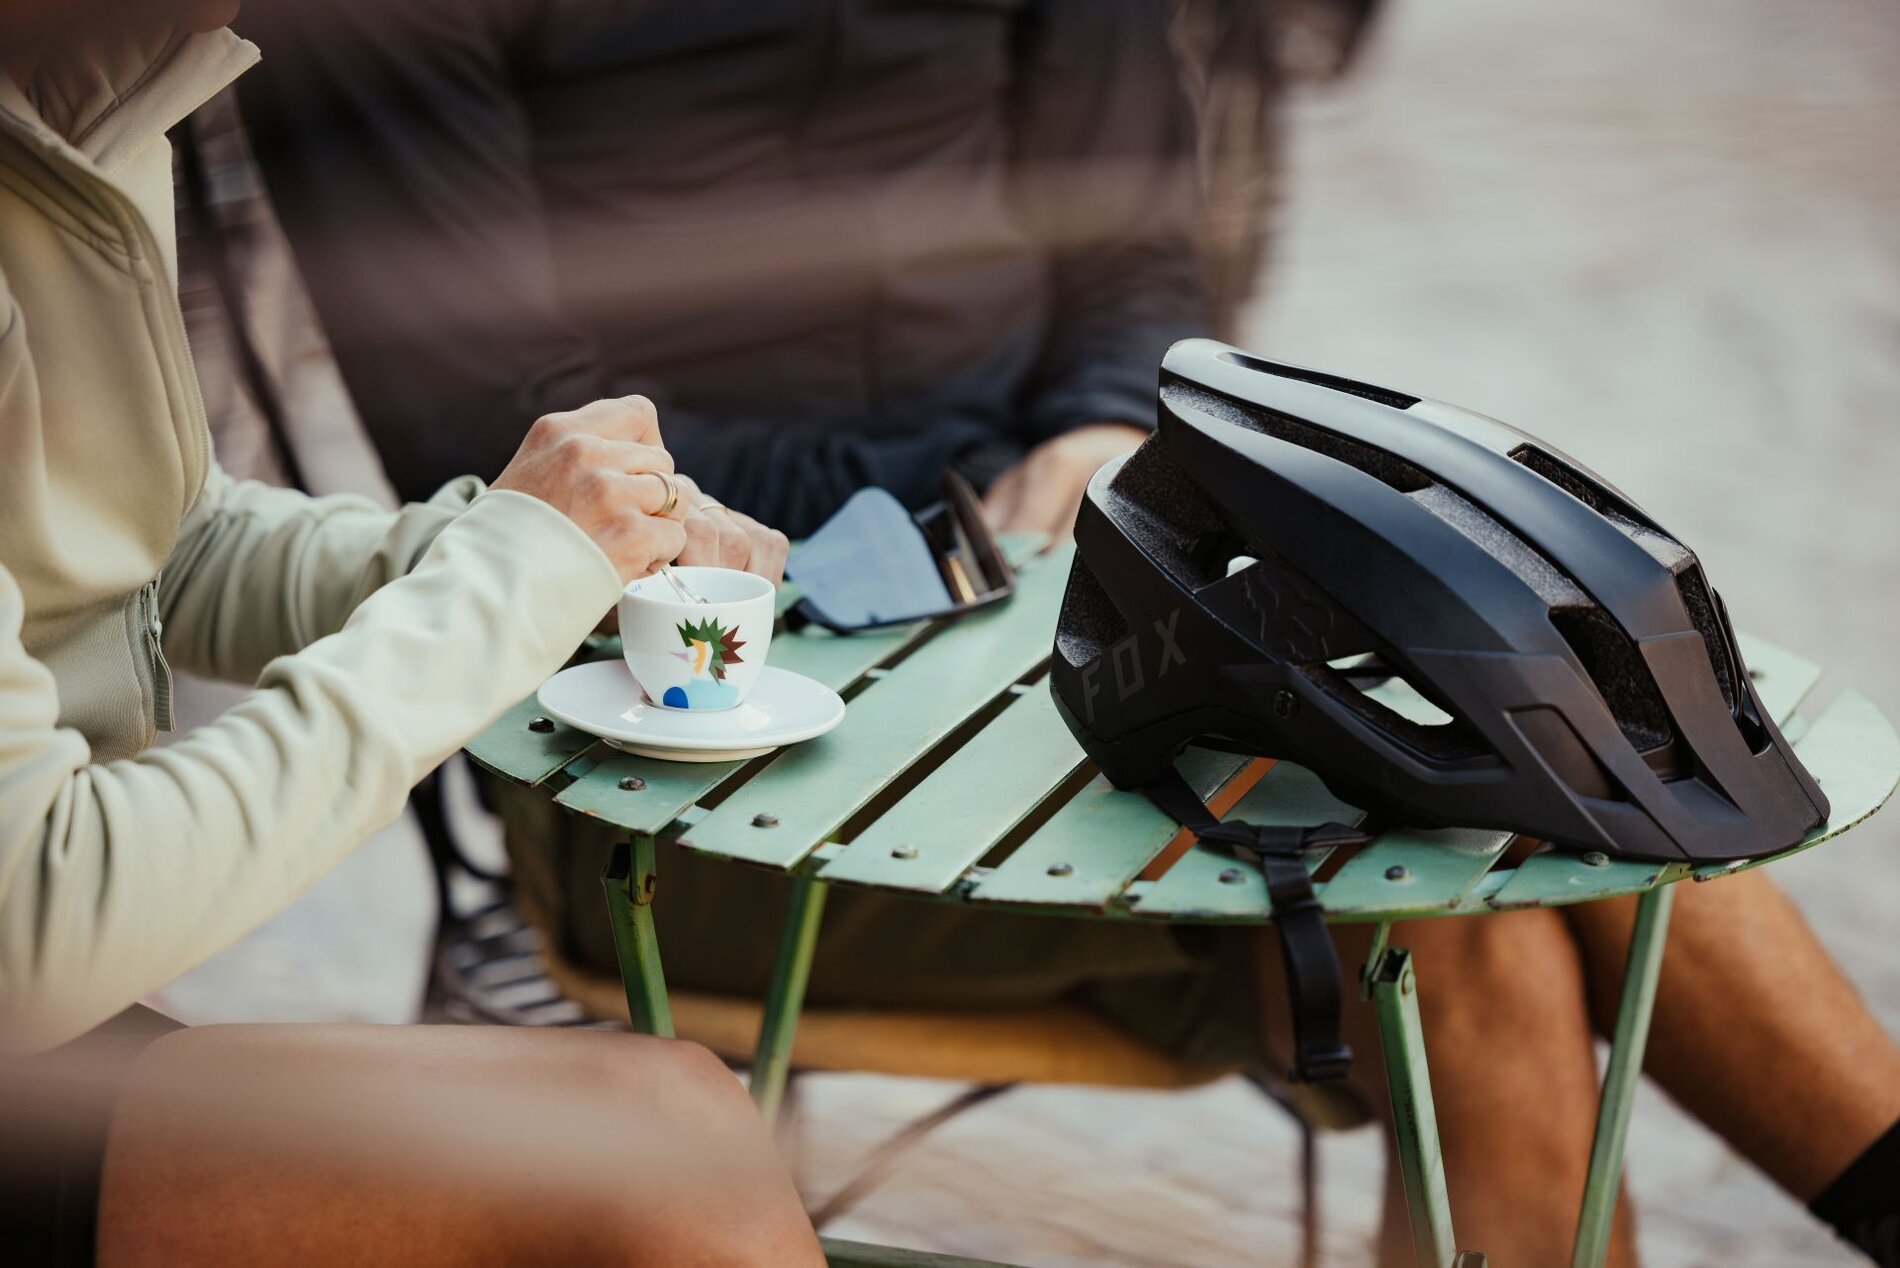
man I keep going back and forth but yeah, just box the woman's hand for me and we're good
[672,475,791,584]
[491,396,689,584]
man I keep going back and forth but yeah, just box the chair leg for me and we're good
[809,1083,1016,1230]
[1245,1072,1324,1268]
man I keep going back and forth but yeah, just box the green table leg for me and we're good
[1372,945,1463,1268]
[1571,882,1675,1268]
[601,837,674,1038]
[751,875,829,1125]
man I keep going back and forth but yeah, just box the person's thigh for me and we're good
[97,1024,822,1268]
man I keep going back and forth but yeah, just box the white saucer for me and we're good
[537,661,845,762]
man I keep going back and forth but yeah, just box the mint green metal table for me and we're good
[466,541,1899,1268]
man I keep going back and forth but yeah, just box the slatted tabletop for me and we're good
[466,542,1900,926]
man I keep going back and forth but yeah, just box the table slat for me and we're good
[1319,827,1516,917]
[678,545,1074,869]
[464,693,601,786]
[819,688,1087,894]
[968,747,1245,910]
[1124,762,1365,919]
[1488,851,1682,909]
[552,751,747,832]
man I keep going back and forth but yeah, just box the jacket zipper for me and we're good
[141,576,176,732]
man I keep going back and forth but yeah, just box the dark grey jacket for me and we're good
[238,0,1208,534]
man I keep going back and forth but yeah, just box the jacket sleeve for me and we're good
[1009,0,1210,446]
[159,466,483,682]
[0,489,620,1054]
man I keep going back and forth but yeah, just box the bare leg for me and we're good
[1264,912,1639,1266]
[1564,869,1900,1201]
[96,1024,823,1268]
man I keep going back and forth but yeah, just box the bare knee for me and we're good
[568,1034,767,1142]
[539,1037,819,1266]
[1401,908,1582,1010]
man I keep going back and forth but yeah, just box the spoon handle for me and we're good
[658,563,709,604]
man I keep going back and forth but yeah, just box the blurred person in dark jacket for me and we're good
[236,0,1207,538]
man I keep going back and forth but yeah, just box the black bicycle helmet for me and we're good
[1051,339,1829,1079]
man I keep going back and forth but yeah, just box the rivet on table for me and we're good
[892,845,919,860]
[1385,865,1410,882]
[618,775,647,792]
[527,716,554,733]
[1219,867,1246,884]
[752,812,780,829]
[1582,851,1610,868]
[1046,862,1074,877]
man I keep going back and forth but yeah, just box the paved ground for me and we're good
[153,0,1899,1262]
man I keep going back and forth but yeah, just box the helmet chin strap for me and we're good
[1142,768,1367,1084]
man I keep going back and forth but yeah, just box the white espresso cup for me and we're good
[619,567,775,711]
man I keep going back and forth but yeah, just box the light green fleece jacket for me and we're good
[0,28,622,1054]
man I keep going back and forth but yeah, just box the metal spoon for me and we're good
[658,563,709,604]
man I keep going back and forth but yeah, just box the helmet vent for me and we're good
[1548,606,1675,754]
[1093,437,1248,607]
[1166,384,1432,493]
[1213,349,1421,410]
[1673,567,1738,713]
[1307,658,1490,763]
[1508,443,1651,528]
[1329,657,1455,727]
[1054,556,1130,668]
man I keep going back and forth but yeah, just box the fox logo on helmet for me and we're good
[1077,608,1186,726]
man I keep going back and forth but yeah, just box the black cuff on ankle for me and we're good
[1812,1117,1900,1266]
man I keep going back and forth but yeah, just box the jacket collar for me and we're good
[0,25,257,177]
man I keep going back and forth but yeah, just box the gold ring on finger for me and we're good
[655,471,680,518]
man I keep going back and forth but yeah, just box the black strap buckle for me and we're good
[1294,1043,1355,1085]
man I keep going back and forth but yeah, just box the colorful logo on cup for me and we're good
[659,617,747,709]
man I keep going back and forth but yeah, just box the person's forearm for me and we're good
[0,491,619,1054]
